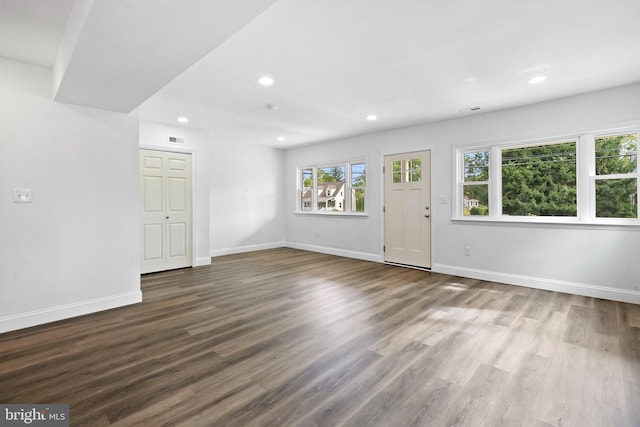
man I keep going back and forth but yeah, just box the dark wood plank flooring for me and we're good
[1,248,639,426]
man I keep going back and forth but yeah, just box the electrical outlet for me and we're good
[464,246,472,256]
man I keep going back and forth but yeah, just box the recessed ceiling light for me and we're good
[177,116,189,123]
[528,75,547,84]
[366,114,377,121]
[258,76,274,86]
[277,136,285,141]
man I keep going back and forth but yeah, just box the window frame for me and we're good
[588,131,639,223]
[454,127,639,226]
[460,148,491,217]
[350,162,367,213]
[296,159,368,216]
[500,138,579,218]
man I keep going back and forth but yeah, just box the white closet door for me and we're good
[140,149,192,274]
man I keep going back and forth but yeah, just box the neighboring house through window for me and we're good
[298,161,366,214]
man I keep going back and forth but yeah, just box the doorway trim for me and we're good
[139,145,199,271]
[379,145,435,269]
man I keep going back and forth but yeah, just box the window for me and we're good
[393,158,421,183]
[300,168,313,211]
[297,161,366,214]
[462,150,489,216]
[594,133,637,218]
[455,128,639,223]
[502,141,577,217]
[317,165,345,211]
[351,163,366,212]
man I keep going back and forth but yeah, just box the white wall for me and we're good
[0,58,141,333]
[209,142,286,256]
[285,83,640,304]
[138,121,286,260]
[2,57,637,335]
[139,121,211,267]
[285,140,384,261]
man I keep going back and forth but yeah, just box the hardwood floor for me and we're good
[1,248,639,426]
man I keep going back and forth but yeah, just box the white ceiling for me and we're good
[2,0,640,148]
[52,0,279,112]
[0,0,73,67]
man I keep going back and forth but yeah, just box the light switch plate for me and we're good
[13,188,32,203]
[439,194,449,204]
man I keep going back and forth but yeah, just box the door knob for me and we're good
[165,216,170,219]
[425,214,430,218]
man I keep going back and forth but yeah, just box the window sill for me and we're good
[451,216,640,230]
[294,211,369,218]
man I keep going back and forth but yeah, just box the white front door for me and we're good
[140,149,193,274]
[384,150,431,268]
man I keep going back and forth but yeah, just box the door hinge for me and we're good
[383,206,385,213]
[383,245,386,252]
[382,166,385,173]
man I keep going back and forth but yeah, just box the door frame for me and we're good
[139,145,198,271]
[379,146,435,269]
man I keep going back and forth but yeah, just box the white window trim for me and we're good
[296,160,368,216]
[454,127,639,226]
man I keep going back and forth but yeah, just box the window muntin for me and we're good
[456,129,639,223]
[393,158,422,183]
[594,133,637,219]
[297,161,366,214]
[463,150,489,216]
[501,141,577,217]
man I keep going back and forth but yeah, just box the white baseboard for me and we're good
[433,263,640,305]
[194,257,212,267]
[210,241,287,258]
[0,291,143,334]
[286,242,383,263]
[208,244,640,304]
